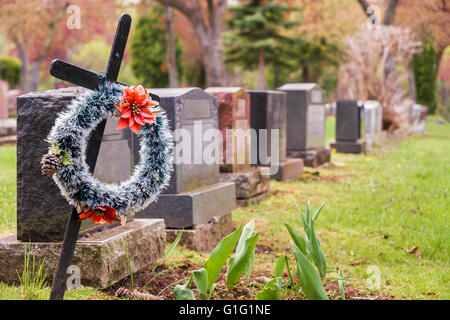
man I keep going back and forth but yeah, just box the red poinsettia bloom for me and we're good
[116,85,158,134]
[78,206,120,224]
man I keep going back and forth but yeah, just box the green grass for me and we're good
[230,117,450,299]
[0,144,16,236]
[0,118,448,300]
[0,282,110,300]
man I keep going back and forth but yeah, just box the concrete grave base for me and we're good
[136,182,236,229]
[330,141,367,154]
[166,213,235,252]
[288,147,331,167]
[219,167,270,207]
[0,219,165,289]
[269,158,304,181]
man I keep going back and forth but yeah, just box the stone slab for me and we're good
[330,141,366,154]
[205,87,251,173]
[278,83,326,151]
[247,90,287,166]
[219,167,270,199]
[16,88,137,242]
[166,213,234,252]
[145,88,219,194]
[336,100,363,142]
[0,119,16,137]
[0,135,16,145]
[287,147,331,167]
[270,158,304,181]
[0,219,165,288]
[0,80,8,119]
[236,191,270,207]
[136,182,236,229]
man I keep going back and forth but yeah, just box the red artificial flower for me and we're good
[116,85,158,134]
[78,206,120,224]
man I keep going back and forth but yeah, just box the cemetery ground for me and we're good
[0,117,449,300]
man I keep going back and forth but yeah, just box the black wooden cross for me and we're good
[48,14,158,300]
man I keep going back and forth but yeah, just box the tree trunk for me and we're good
[30,59,42,92]
[382,0,399,25]
[274,63,280,89]
[15,41,29,92]
[356,0,398,25]
[258,48,266,90]
[155,0,227,87]
[165,6,178,88]
[407,61,416,101]
[302,63,309,83]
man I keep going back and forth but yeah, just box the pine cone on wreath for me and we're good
[40,153,62,176]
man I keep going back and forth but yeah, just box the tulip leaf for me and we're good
[291,241,328,300]
[226,220,258,289]
[255,278,281,300]
[174,284,195,300]
[285,223,307,256]
[204,224,242,292]
[192,268,208,300]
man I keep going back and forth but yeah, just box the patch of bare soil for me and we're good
[108,264,393,300]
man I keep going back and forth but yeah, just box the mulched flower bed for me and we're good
[107,264,394,300]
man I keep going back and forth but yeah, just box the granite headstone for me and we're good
[330,99,366,154]
[17,87,137,241]
[135,88,236,228]
[247,90,303,180]
[277,83,330,167]
[205,87,251,173]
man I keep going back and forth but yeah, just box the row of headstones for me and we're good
[16,83,387,243]
[16,83,331,242]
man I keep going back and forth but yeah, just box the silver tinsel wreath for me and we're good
[46,82,173,216]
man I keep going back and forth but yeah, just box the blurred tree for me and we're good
[0,56,22,88]
[165,6,179,87]
[225,0,298,89]
[413,38,438,112]
[357,0,399,25]
[154,0,227,86]
[0,0,119,92]
[130,4,183,88]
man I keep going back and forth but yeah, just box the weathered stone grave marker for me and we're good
[363,100,383,149]
[205,87,270,206]
[409,103,429,135]
[277,83,331,167]
[0,80,9,119]
[135,88,236,251]
[330,99,366,154]
[247,90,304,181]
[0,14,165,299]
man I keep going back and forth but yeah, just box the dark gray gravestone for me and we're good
[247,90,303,181]
[247,90,287,165]
[17,88,136,242]
[135,88,236,229]
[330,100,366,154]
[277,83,330,167]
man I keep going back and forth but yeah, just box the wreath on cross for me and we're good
[41,83,173,223]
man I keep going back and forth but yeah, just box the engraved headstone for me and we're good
[277,83,331,167]
[206,87,270,205]
[205,87,251,173]
[247,90,303,181]
[135,88,236,228]
[330,99,366,154]
[16,88,137,242]
[363,100,383,147]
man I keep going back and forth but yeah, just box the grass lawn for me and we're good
[0,117,448,300]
